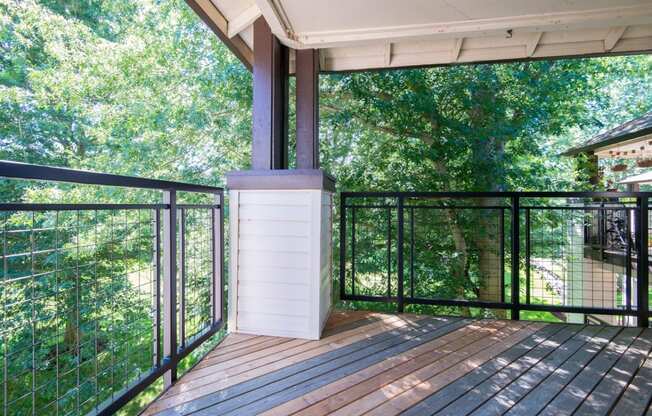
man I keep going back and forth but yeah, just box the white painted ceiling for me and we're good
[208,0,652,71]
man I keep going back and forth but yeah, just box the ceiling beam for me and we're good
[287,4,652,49]
[605,26,628,51]
[526,32,543,57]
[452,38,464,61]
[185,0,253,71]
[384,43,393,66]
[228,4,262,38]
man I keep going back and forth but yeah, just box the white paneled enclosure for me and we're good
[227,170,334,339]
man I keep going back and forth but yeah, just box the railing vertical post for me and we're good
[525,208,531,305]
[179,208,186,347]
[162,190,178,387]
[626,208,632,312]
[499,208,505,304]
[397,196,405,313]
[511,196,520,320]
[212,191,224,325]
[637,196,649,327]
[410,207,415,300]
[339,194,346,301]
[352,207,356,296]
[386,207,391,300]
[154,209,162,367]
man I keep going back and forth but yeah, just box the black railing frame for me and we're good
[0,160,225,416]
[340,191,652,327]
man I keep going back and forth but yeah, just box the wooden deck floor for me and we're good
[143,310,652,416]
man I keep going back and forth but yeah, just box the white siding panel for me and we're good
[239,191,311,206]
[238,266,309,284]
[239,205,310,222]
[238,280,310,301]
[238,250,311,269]
[239,235,310,253]
[238,296,310,316]
[239,220,310,237]
[237,312,309,335]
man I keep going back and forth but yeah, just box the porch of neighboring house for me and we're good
[144,309,652,416]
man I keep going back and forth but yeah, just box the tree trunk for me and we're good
[64,309,80,355]
[444,209,471,316]
[475,198,507,318]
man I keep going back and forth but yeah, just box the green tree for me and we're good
[320,57,652,314]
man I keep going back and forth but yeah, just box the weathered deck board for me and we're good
[144,310,652,416]
[574,329,652,416]
[145,313,415,413]
[504,325,622,415]
[401,323,561,416]
[612,334,652,415]
[537,327,641,416]
[267,320,523,416]
[467,325,604,416]
[166,317,462,415]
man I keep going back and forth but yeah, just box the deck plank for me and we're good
[171,317,465,415]
[611,331,652,416]
[290,320,526,416]
[574,328,652,416]
[504,325,622,416]
[260,320,528,416]
[194,337,312,371]
[147,316,452,415]
[432,324,584,416]
[145,314,415,413]
[198,337,295,366]
[179,313,407,386]
[144,312,652,416]
[537,327,642,416]
[143,314,417,415]
[330,324,559,416]
[401,323,564,416]
[468,325,604,416]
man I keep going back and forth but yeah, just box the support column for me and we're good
[252,17,288,170]
[296,49,320,169]
[228,21,333,340]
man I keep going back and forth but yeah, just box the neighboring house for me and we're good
[563,113,652,325]
[564,111,652,188]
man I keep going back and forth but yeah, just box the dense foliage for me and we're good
[1,0,651,414]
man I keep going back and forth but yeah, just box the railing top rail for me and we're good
[341,191,652,198]
[0,160,223,194]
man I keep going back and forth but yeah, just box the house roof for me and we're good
[563,112,652,156]
[189,0,652,73]
[620,171,652,184]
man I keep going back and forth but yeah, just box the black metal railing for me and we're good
[0,161,224,416]
[340,191,651,327]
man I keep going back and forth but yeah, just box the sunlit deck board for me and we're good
[144,310,652,416]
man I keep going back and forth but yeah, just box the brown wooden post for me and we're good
[296,49,320,169]
[252,17,289,169]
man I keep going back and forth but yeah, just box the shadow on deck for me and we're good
[143,310,652,416]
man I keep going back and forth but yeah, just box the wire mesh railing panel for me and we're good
[0,161,225,415]
[178,206,216,347]
[405,201,509,305]
[346,204,397,299]
[340,192,651,325]
[520,198,636,326]
[1,208,158,416]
